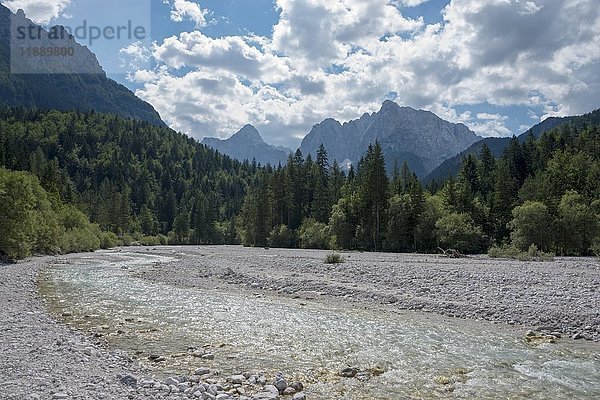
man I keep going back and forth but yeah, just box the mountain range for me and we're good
[300,100,481,176]
[203,101,482,175]
[201,125,292,166]
[423,116,575,183]
[0,4,165,127]
[3,5,594,184]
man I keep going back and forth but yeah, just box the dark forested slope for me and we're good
[0,5,165,127]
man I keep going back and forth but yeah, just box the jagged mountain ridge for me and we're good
[300,100,482,177]
[202,125,292,166]
[423,115,575,183]
[0,5,165,127]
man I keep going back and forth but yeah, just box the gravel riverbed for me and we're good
[0,255,305,400]
[134,246,600,342]
[2,246,599,399]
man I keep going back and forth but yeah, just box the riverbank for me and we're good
[0,255,306,400]
[2,246,600,399]
[133,246,600,342]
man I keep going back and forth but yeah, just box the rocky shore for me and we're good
[133,246,600,342]
[2,246,599,399]
[0,257,306,400]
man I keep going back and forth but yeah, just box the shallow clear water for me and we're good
[39,251,600,399]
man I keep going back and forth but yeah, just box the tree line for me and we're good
[237,109,600,257]
[0,107,257,259]
[1,107,599,260]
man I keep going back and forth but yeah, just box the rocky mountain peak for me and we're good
[300,101,481,177]
[202,125,291,166]
[233,124,263,142]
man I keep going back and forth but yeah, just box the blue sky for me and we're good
[3,0,599,148]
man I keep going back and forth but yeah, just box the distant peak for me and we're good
[381,99,400,110]
[318,118,342,127]
[234,124,262,141]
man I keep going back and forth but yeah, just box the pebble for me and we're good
[195,367,211,376]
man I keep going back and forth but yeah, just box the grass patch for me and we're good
[488,244,554,261]
[324,252,345,264]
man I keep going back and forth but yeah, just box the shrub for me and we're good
[139,235,162,246]
[138,235,169,246]
[59,227,101,253]
[298,218,331,249]
[435,213,488,254]
[488,243,554,261]
[99,231,119,249]
[324,252,345,264]
[0,169,53,259]
[509,201,553,252]
[267,225,296,248]
[120,233,135,246]
[157,234,168,245]
[592,238,600,257]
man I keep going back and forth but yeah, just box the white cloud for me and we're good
[271,0,423,69]
[2,0,70,24]
[169,0,207,27]
[395,0,431,6]
[119,42,152,72]
[153,31,293,82]
[131,0,600,147]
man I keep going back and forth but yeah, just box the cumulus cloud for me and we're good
[395,0,432,6]
[2,0,70,24]
[271,0,423,68]
[132,0,600,146]
[153,31,293,81]
[119,42,152,72]
[168,0,207,27]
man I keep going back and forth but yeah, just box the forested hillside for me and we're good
[0,108,257,259]
[0,5,165,127]
[237,109,600,256]
[1,107,599,260]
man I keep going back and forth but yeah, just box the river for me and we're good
[38,250,600,399]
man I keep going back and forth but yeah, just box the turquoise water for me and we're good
[39,251,600,399]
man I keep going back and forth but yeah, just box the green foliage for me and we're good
[414,194,444,253]
[488,244,554,262]
[138,235,168,246]
[120,234,135,247]
[56,205,103,253]
[592,239,600,257]
[509,201,553,252]
[0,168,110,259]
[324,252,345,264]
[2,106,599,258]
[0,168,51,259]
[328,196,357,250]
[59,226,101,254]
[237,182,271,247]
[0,108,257,247]
[435,213,488,254]
[355,142,389,250]
[298,218,331,249]
[99,231,119,249]
[267,225,296,248]
[557,191,598,255]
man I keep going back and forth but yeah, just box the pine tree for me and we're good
[312,144,331,223]
[490,160,518,241]
[328,160,345,209]
[357,142,389,250]
[478,144,496,199]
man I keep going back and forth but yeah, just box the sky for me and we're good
[3,0,600,148]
